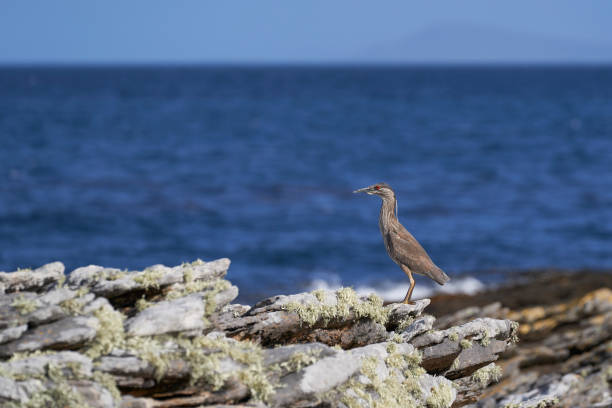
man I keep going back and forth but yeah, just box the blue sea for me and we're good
[1,66,611,303]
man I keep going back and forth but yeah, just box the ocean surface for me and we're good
[1,65,611,303]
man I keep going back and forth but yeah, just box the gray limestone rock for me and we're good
[498,373,581,408]
[67,259,231,302]
[385,299,431,330]
[410,318,516,377]
[398,314,436,342]
[272,341,456,408]
[0,258,524,408]
[125,293,207,337]
[0,316,99,357]
[1,351,93,379]
[0,325,28,344]
[0,376,28,402]
[71,380,116,408]
[95,356,157,379]
[0,289,77,333]
[230,289,391,348]
[0,262,65,294]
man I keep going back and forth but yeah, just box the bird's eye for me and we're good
[375,185,380,190]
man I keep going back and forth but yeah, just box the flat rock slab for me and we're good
[125,294,207,337]
[0,262,65,294]
[385,299,431,330]
[228,310,389,349]
[67,259,231,299]
[0,316,99,357]
[1,351,93,378]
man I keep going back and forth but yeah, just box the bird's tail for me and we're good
[430,266,450,285]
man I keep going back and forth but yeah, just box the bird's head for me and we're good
[353,183,394,199]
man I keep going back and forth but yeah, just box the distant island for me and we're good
[360,22,612,63]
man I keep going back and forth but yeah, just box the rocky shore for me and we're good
[0,260,609,407]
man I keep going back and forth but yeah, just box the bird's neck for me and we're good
[379,196,397,228]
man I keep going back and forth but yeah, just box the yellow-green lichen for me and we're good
[164,278,231,322]
[238,364,276,402]
[91,268,127,283]
[273,349,322,374]
[182,265,194,283]
[106,270,127,281]
[171,335,276,402]
[11,295,38,315]
[85,304,126,359]
[510,321,520,343]
[460,339,473,349]
[8,350,55,362]
[449,356,461,371]
[125,336,170,381]
[396,316,415,333]
[330,341,430,408]
[337,353,425,408]
[203,280,232,316]
[133,267,164,290]
[284,287,388,327]
[471,363,502,387]
[448,330,459,342]
[92,371,121,401]
[135,296,152,312]
[479,329,491,347]
[5,362,88,408]
[425,381,455,408]
[59,289,90,316]
[384,343,423,373]
[312,289,326,302]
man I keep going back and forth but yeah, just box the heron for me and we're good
[354,182,450,304]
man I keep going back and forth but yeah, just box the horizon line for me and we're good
[2,60,612,68]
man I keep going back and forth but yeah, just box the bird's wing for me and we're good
[387,224,450,285]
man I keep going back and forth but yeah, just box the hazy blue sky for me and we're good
[2,1,611,63]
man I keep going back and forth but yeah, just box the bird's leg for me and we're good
[401,265,416,305]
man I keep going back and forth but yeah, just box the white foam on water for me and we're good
[306,275,486,302]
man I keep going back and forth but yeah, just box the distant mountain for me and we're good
[361,22,612,63]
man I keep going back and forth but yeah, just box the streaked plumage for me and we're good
[354,182,450,303]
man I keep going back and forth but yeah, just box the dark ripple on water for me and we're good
[1,66,611,303]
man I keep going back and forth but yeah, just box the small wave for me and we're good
[306,276,485,302]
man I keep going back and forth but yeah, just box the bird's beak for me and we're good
[353,187,370,194]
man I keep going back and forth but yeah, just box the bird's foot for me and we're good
[402,299,416,305]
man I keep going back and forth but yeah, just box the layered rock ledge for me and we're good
[0,260,518,407]
[431,271,612,408]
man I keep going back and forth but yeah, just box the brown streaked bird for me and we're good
[354,182,450,304]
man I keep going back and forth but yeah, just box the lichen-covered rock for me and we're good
[0,316,99,357]
[125,293,208,337]
[497,373,581,408]
[0,258,524,408]
[67,258,231,302]
[227,288,392,348]
[385,299,431,331]
[397,315,436,342]
[288,341,457,408]
[0,262,65,294]
[0,351,118,408]
[409,318,518,378]
[0,325,28,345]
[0,288,80,340]
[435,282,612,408]
[1,351,93,379]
